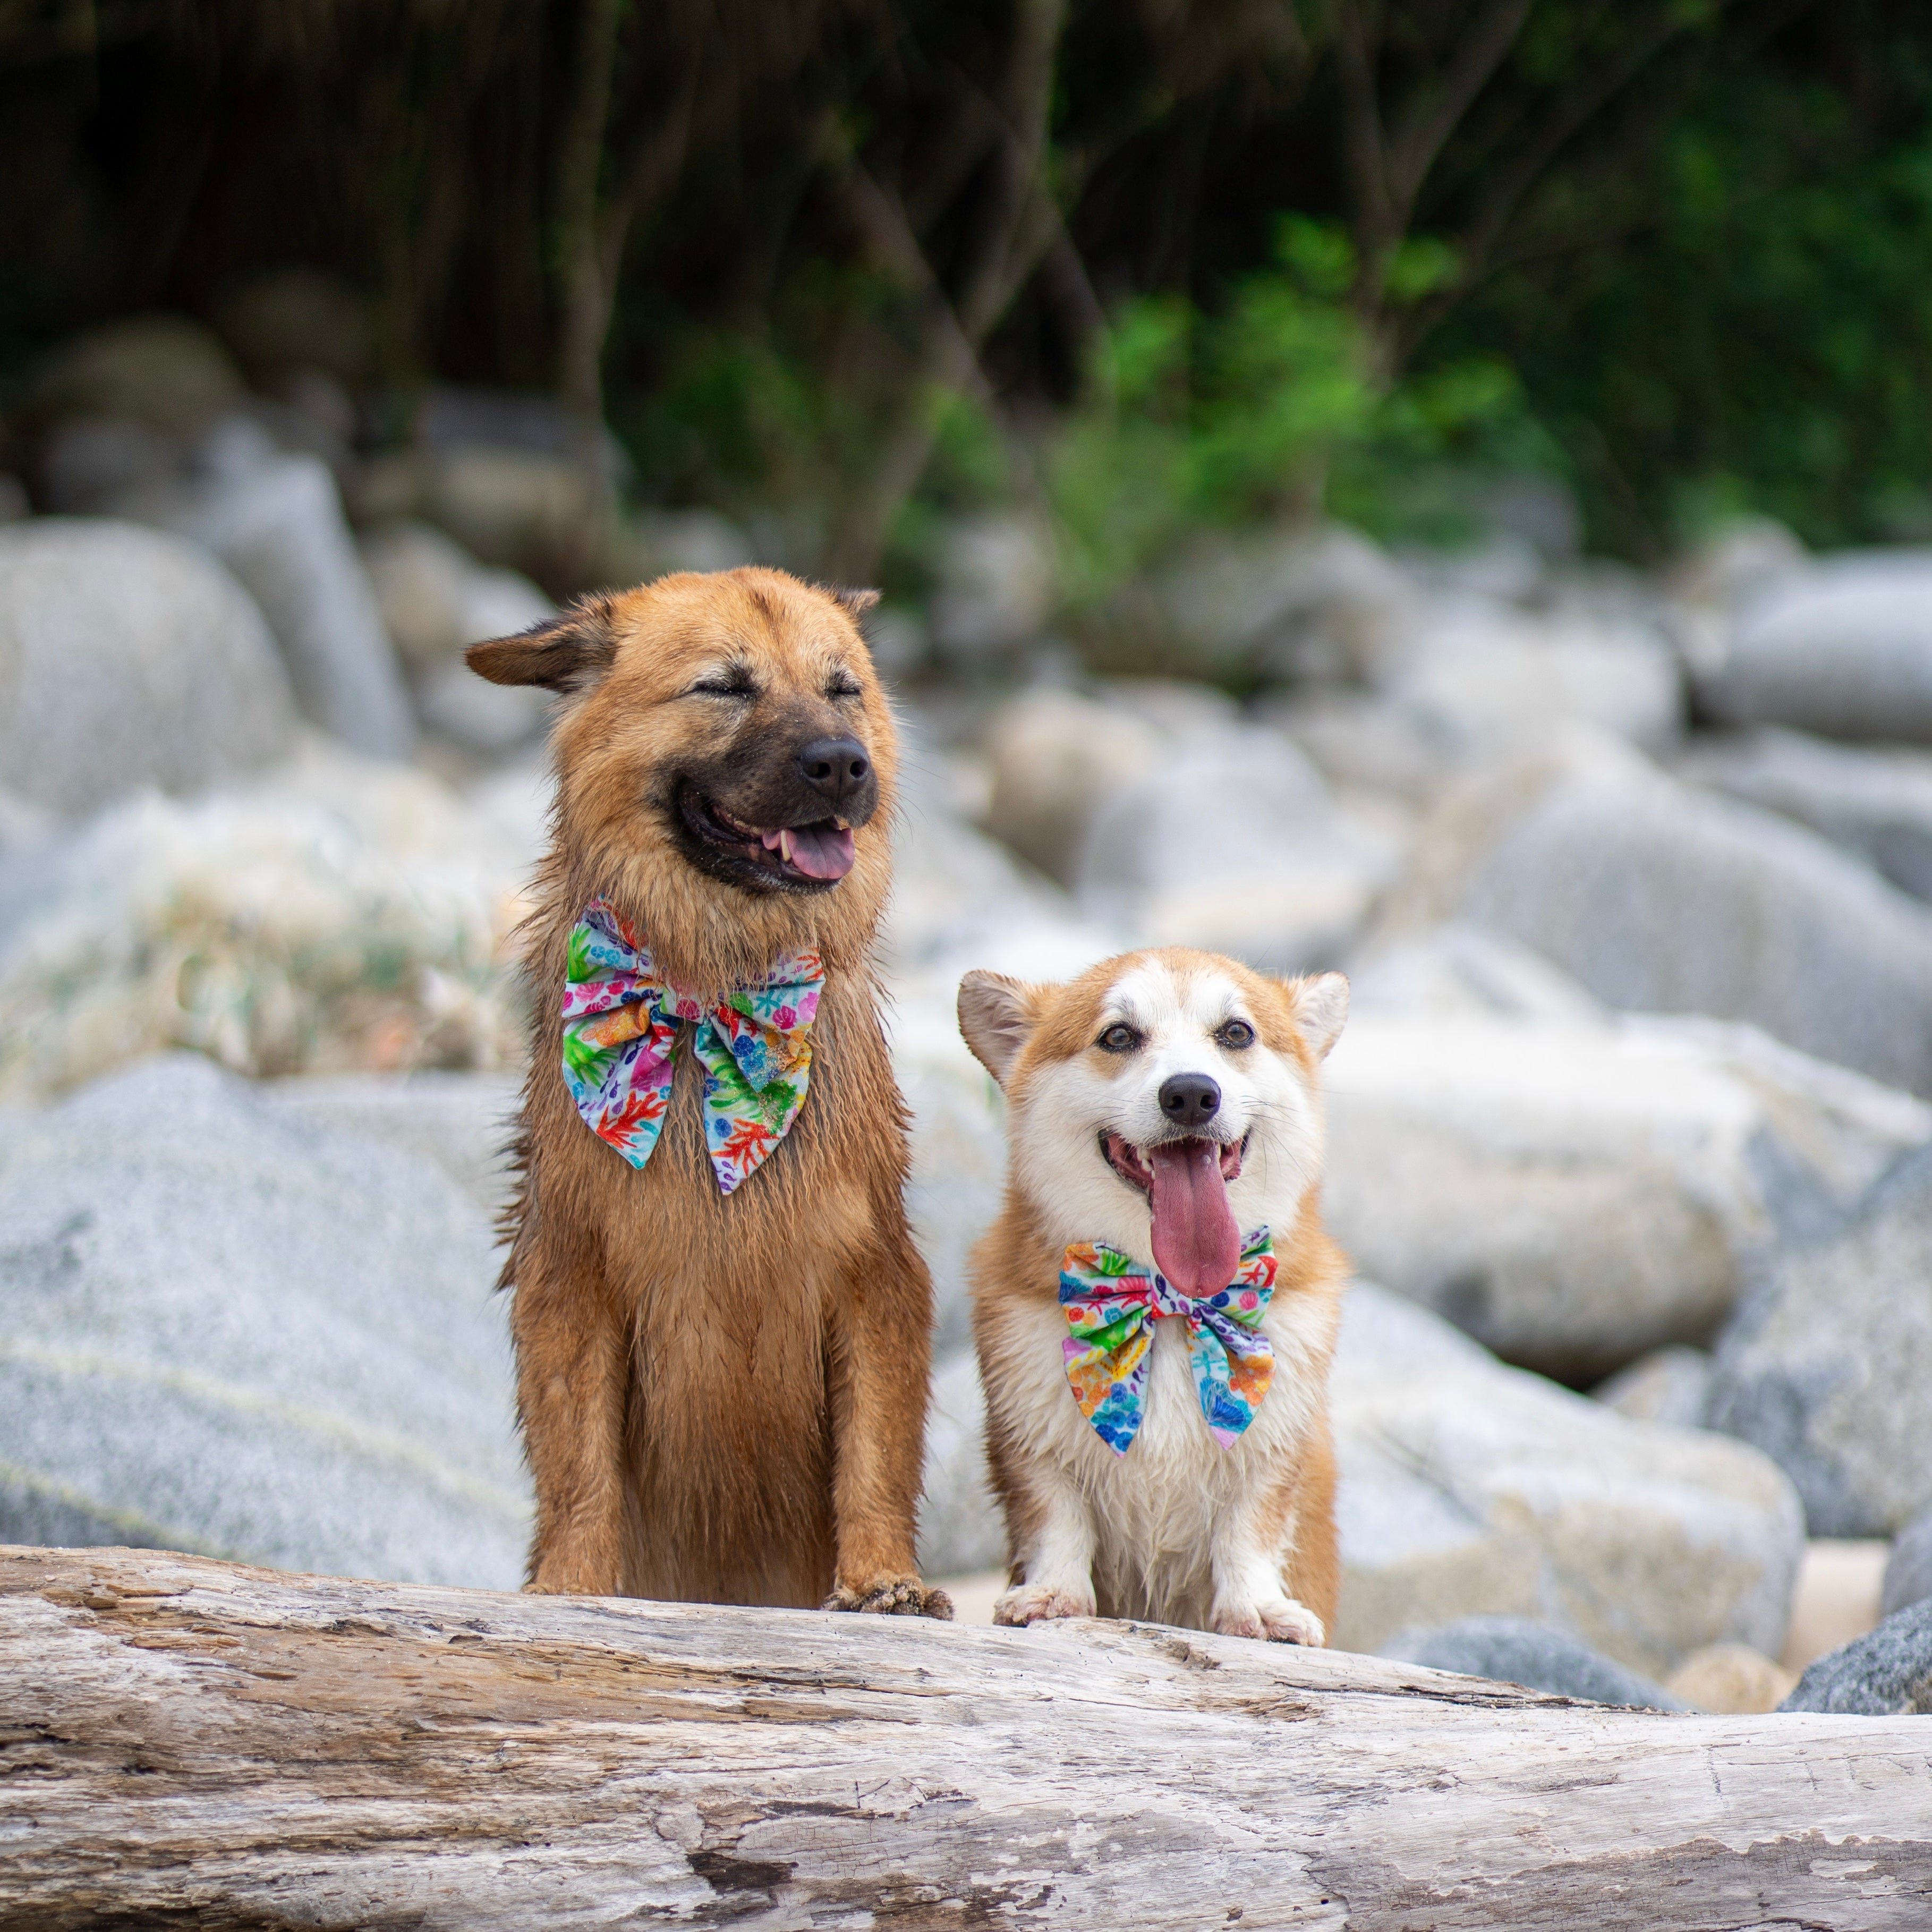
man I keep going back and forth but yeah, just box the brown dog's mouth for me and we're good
[678,783,855,891]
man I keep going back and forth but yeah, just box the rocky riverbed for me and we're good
[4,313,1932,1717]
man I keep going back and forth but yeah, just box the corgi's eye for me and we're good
[1096,1023,1141,1053]
[1217,1019,1256,1050]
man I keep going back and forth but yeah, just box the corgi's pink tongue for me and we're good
[761,823,856,880]
[1148,1139,1240,1297]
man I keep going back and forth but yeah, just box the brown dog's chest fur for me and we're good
[519,924,904,1605]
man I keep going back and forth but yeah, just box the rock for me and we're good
[358,520,554,750]
[1594,1347,1714,1431]
[1783,1538,1889,1673]
[1707,1141,1932,1536]
[1453,756,1932,1095]
[1153,523,1419,685]
[36,419,182,514]
[1882,1508,1932,1618]
[1321,1013,1932,1382]
[1260,690,1458,802]
[1679,726,1932,903]
[1662,1641,1795,1714]
[916,1353,1005,1579]
[24,316,248,444]
[1332,1283,1806,1678]
[1379,1615,1686,1710]
[1076,722,1400,969]
[1348,923,1605,1025]
[1664,517,1808,682]
[930,512,1056,661]
[619,509,758,580]
[129,428,416,760]
[1778,1599,1932,1714]
[213,269,374,388]
[420,445,597,579]
[0,1054,529,1587]
[0,518,295,815]
[980,685,1165,884]
[0,737,526,1104]
[1383,603,1682,755]
[259,1070,523,1220]
[1696,549,1932,742]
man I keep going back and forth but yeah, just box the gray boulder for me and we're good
[1380,1615,1687,1710]
[1322,1011,1931,1382]
[1698,550,1932,742]
[916,1353,1005,1579]
[1461,767,1932,1095]
[1329,1284,1805,1679]
[155,432,417,760]
[0,1054,529,1587]
[1707,1142,1932,1536]
[1883,1508,1932,1619]
[259,1070,523,1220]
[1594,1347,1714,1431]
[1679,726,1932,903]
[1778,1599,1932,1715]
[24,315,248,444]
[0,518,295,815]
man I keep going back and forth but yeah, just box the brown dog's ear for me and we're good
[1286,971,1349,1060]
[958,970,1045,1086]
[466,599,618,693]
[830,586,881,622]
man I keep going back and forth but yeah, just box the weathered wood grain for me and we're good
[0,1546,1927,1929]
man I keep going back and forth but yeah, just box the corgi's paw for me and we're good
[993,1580,1096,1626]
[824,1577,955,1619]
[1211,1595,1326,1646]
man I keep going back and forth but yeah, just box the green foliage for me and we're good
[1435,28,1932,554]
[1046,223,1548,613]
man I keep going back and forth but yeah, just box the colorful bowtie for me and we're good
[1059,1229,1276,1454]
[559,898,823,1194]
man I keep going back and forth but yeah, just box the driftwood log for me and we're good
[1,1548,1928,1929]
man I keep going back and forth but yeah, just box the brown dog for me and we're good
[467,567,948,1616]
[959,948,1346,1641]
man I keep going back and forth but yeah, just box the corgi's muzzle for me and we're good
[1101,1126,1250,1298]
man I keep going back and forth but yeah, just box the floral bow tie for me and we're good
[559,898,823,1194]
[1059,1229,1276,1454]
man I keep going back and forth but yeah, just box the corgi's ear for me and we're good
[1286,971,1349,1060]
[958,971,1046,1086]
[466,597,617,693]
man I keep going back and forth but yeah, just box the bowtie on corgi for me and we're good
[958,948,1348,1644]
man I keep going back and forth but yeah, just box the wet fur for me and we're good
[959,949,1346,1642]
[472,568,946,1614]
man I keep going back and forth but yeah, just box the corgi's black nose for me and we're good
[796,736,871,805]
[1159,1073,1221,1128]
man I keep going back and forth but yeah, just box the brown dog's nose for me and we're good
[797,735,871,805]
[1159,1073,1221,1128]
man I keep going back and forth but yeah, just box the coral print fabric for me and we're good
[560,897,823,1194]
[1059,1229,1277,1453]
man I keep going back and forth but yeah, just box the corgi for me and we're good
[957,949,1347,1641]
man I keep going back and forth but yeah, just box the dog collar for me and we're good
[1058,1228,1276,1453]
[559,897,823,1194]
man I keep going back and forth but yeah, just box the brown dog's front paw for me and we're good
[824,1577,955,1620]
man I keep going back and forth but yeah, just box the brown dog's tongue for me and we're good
[763,824,856,880]
[1148,1139,1240,1297]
